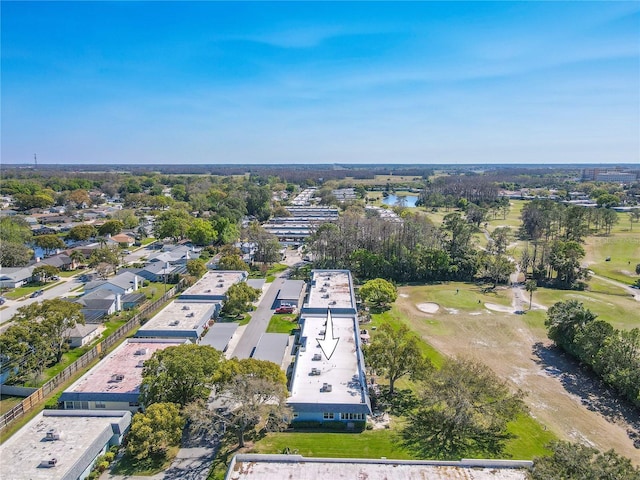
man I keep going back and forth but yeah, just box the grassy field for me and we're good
[0,396,23,415]
[266,314,298,334]
[534,286,640,331]
[584,233,640,284]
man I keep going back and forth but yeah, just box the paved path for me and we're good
[591,273,640,302]
[230,276,286,359]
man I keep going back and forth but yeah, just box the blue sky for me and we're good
[2,1,638,165]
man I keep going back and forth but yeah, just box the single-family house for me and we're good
[135,262,186,283]
[84,272,143,296]
[0,266,35,289]
[40,253,75,271]
[76,289,120,321]
[110,233,135,247]
[67,323,102,348]
[147,245,196,265]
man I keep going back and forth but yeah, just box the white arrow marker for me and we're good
[317,308,339,360]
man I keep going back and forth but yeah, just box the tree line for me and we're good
[545,300,640,408]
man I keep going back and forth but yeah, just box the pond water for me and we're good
[381,194,419,208]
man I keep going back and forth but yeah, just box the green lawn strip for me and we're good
[266,263,288,276]
[252,427,414,460]
[504,413,555,459]
[266,314,298,334]
[265,275,275,283]
[111,446,179,476]
[58,270,78,278]
[534,287,640,331]
[4,281,62,300]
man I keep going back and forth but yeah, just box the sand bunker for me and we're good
[484,303,513,313]
[416,302,439,313]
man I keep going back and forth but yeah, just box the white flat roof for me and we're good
[63,339,185,395]
[0,410,131,480]
[137,300,217,333]
[227,455,531,480]
[180,270,246,298]
[288,312,368,409]
[307,270,355,311]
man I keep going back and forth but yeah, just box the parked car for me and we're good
[51,275,60,281]
[275,306,295,314]
[30,289,44,298]
[0,297,6,305]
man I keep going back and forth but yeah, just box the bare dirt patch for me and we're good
[396,287,640,463]
[416,302,439,313]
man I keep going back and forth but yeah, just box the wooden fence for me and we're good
[0,280,186,431]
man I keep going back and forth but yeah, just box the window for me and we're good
[72,401,88,410]
[340,412,364,420]
[95,401,106,409]
[323,412,334,420]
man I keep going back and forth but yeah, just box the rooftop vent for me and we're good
[323,282,330,287]
[310,368,321,376]
[186,312,195,317]
[169,320,180,326]
[111,374,125,382]
[312,353,322,361]
[321,383,332,392]
[136,360,145,368]
[39,458,58,468]
[182,305,190,310]
[217,274,222,277]
[134,348,148,356]
[330,300,337,305]
[321,294,329,299]
[45,429,61,441]
[205,289,212,293]
[319,287,326,292]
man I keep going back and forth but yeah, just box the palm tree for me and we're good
[525,280,538,311]
[70,250,86,269]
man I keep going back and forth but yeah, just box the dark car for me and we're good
[30,289,44,298]
[0,297,6,305]
[275,306,295,314]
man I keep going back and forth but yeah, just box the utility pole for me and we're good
[34,153,38,169]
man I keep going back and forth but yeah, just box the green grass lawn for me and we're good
[58,270,78,278]
[4,281,62,300]
[584,233,640,284]
[504,414,555,459]
[252,426,414,460]
[534,287,640,331]
[266,314,298,334]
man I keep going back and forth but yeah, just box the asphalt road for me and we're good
[0,246,153,329]
[230,276,286,359]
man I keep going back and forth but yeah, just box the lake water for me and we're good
[382,194,419,208]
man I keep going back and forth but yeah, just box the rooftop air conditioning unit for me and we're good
[182,305,190,310]
[312,353,322,361]
[321,383,332,392]
[111,374,125,382]
[169,320,180,326]
[134,348,148,356]
[40,458,58,468]
[186,312,195,317]
[45,429,61,441]
[136,360,145,368]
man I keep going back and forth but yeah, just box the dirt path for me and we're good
[396,287,640,463]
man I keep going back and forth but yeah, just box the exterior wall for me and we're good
[64,400,139,413]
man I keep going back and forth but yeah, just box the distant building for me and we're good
[0,266,35,289]
[582,167,639,183]
[178,270,247,302]
[0,409,131,480]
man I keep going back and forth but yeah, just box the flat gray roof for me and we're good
[278,280,305,300]
[306,270,355,311]
[200,322,239,352]
[137,300,217,334]
[288,311,369,411]
[252,333,290,365]
[0,410,131,480]
[226,455,532,480]
[180,270,247,299]
[62,339,185,396]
